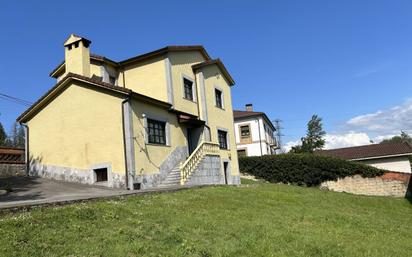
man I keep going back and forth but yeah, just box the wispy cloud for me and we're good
[284,99,412,151]
[353,69,379,78]
[346,98,412,135]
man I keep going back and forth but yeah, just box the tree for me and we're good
[8,122,25,148]
[380,131,412,144]
[290,115,326,153]
[0,122,6,146]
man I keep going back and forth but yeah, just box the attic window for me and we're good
[67,44,72,50]
[74,42,79,48]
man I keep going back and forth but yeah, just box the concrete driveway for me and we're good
[0,176,126,209]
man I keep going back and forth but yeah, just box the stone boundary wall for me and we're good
[0,163,26,178]
[320,172,411,197]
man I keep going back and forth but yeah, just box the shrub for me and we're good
[239,154,386,187]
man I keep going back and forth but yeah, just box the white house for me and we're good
[233,104,277,157]
[316,142,412,173]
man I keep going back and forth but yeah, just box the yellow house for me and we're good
[17,34,240,189]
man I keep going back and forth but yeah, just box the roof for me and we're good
[119,45,211,66]
[192,58,235,86]
[17,73,172,123]
[315,142,412,160]
[233,110,275,131]
[50,45,212,78]
[50,53,119,78]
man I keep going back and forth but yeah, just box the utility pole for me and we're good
[273,119,284,153]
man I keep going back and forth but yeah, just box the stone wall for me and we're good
[0,163,26,178]
[320,172,411,197]
[186,156,225,186]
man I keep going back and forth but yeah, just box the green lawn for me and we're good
[1,182,412,257]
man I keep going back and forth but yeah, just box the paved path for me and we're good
[0,177,192,210]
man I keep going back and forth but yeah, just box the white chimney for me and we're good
[245,103,253,112]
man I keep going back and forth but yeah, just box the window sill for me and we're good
[183,97,197,103]
[146,143,171,147]
[215,106,225,110]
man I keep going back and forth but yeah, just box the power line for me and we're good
[273,119,285,153]
[0,93,33,107]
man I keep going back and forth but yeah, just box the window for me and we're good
[240,125,250,138]
[237,149,247,157]
[94,168,108,182]
[147,119,166,145]
[109,76,116,85]
[215,89,223,108]
[218,130,228,149]
[183,78,194,101]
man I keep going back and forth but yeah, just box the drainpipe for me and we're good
[256,118,263,156]
[121,96,135,190]
[20,123,29,175]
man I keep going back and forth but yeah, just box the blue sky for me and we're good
[1,0,412,149]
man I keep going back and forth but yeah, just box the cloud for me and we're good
[283,140,300,152]
[284,132,372,152]
[324,132,371,149]
[353,69,378,78]
[283,99,412,152]
[346,98,412,135]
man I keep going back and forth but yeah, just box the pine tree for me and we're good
[290,115,326,153]
[8,122,25,148]
[0,122,6,146]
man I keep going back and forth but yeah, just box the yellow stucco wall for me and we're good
[169,51,205,116]
[27,81,126,174]
[201,65,240,176]
[130,100,188,175]
[121,56,168,102]
[57,63,102,82]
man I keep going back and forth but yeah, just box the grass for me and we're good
[1,181,412,257]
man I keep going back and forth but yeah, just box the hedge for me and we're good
[239,154,386,187]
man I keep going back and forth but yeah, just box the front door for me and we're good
[223,161,229,184]
[187,128,195,155]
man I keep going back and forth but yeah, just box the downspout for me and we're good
[121,96,135,190]
[21,123,29,175]
[256,118,263,156]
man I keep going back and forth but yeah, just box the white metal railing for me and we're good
[180,141,220,185]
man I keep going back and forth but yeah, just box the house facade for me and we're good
[17,34,240,189]
[316,142,412,173]
[233,104,277,157]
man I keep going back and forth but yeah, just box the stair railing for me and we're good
[180,141,220,185]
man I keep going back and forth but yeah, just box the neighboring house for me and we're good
[316,142,412,173]
[233,104,277,157]
[17,34,240,189]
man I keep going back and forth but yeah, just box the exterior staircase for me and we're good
[158,168,181,188]
[158,141,220,188]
